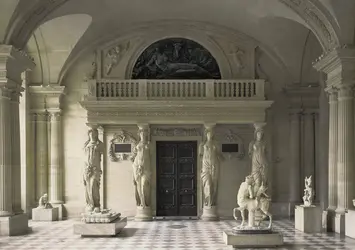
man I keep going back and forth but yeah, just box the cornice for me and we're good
[29,85,65,95]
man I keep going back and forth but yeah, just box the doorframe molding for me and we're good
[151,136,203,217]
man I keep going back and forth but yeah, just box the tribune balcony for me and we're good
[80,79,273,124]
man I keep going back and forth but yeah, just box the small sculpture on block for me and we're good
[37,193,52,209]
[302,175,314,207]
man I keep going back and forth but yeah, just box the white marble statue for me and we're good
[83,128,104,213]
[132,127,151,208]
[37,193,52,209]
[303,175,314,207]
[199,127,223,207]
[233,175,272,229]
[248,126,268,193]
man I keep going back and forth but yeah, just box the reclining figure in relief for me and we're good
[233,175,272,229]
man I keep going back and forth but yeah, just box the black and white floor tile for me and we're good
[1,219,355,250]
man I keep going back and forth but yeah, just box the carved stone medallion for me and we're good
[109,130,137,162]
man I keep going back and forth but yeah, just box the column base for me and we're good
[135,207,152,221]
[335,213,345,235]
[0,213,29,236]
[201,206,219,221]
[51,203,64,220]
[323,210,336,232]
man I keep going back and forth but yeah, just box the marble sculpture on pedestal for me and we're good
[233,125,272,231]
[302,175,314,207]
[37,193,52,209]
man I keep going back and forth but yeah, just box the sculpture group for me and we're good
[233,124,272,230]
[303,175,314,207]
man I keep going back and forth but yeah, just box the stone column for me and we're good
[327,89,338,212]
[0,87,13,217]
[303,112,315,179]
[289,112,301,205]
[10,91,23,214]
[0,45,34,236]
[49,112,62,204]
[35,112,48,201]
[200,123,219,221]
[336,86,354,214]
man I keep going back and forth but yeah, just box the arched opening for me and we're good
[131,38,221,79]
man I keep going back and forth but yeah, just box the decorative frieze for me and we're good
[152,128,201,137]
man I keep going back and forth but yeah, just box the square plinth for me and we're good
[74,217,127,236]
[223,231,283,248]
[295,205,322,233]
[32,207,59,221]
[0,213,29,236]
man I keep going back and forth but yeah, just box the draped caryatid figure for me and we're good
[83,128,104,213]
[200,127,223,207]
[132,127,151,208]
[248,124,268,193]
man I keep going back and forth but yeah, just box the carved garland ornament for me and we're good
[109,130,137,162]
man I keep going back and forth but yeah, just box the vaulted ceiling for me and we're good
[1,0,355,85]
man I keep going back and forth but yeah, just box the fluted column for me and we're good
[327,89,338,211]
[0,87,13,217]
[336,86,354,214]
[49,112,63,204]
[10,92,23,214]
[303,112,315,179]
[289,112,301,203]
[35,112,48,201]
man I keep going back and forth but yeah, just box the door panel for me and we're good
[156,141,197,217]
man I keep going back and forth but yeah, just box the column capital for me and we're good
[203,123,216,130]
[253,122,266,131]
[35,112,48,122]
[338,85,354,100]
[289,112,300,122]
[49,112,61,122]
[0,45,35,86]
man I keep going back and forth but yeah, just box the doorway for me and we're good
[156,141,198,216]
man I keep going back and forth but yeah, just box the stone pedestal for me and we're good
[223,231,283,248]
[135,207,152,221]
[32,207,59,221]
[345,210,355,238]
[0,213,29,236]
[74,217,127,236]
[201,206,219,221]
[295,205,322,233]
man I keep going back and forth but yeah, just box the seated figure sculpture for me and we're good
[233,175,272,229]
[37,193,53,209]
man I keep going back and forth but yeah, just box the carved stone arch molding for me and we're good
[109,130,137,162]
[278,0,340,51]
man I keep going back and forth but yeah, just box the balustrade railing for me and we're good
[87,79,265,100]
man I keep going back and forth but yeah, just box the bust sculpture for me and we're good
[37,193,52,209]
[83,128,104,213]
[303,175,314,207]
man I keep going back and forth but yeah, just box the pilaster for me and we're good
[289,112,301,203]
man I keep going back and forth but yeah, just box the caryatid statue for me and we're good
[132,125,151,208]
[83,128,104,213]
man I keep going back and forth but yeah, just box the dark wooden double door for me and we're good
[156,141,197,216]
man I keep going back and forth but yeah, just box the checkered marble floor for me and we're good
[1,219,355,250]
